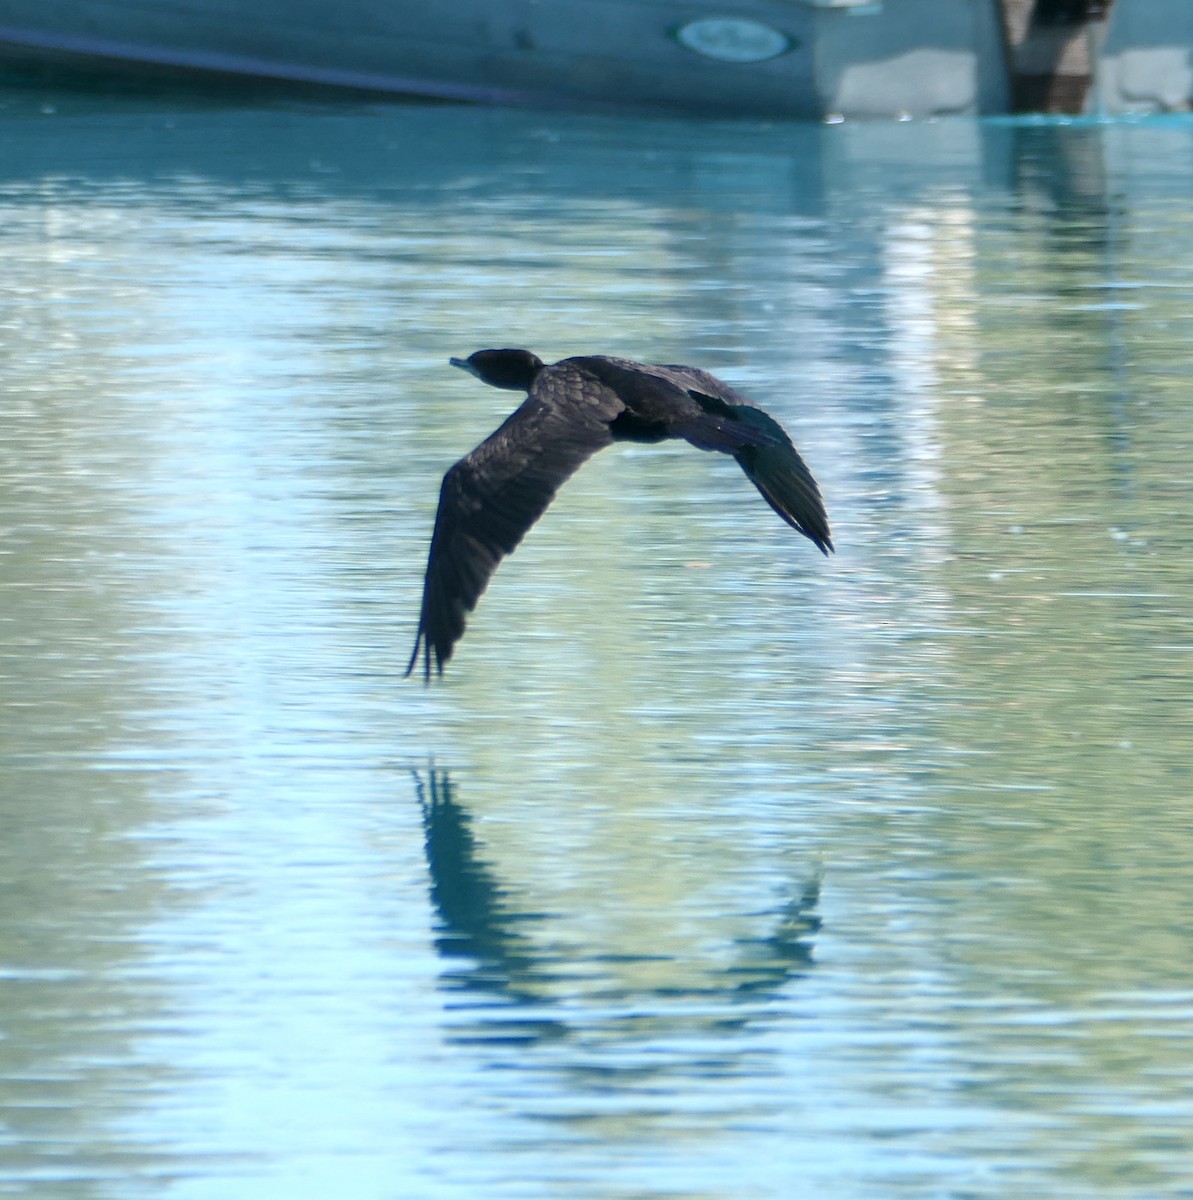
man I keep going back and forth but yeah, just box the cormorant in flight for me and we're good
[407,350,832,679]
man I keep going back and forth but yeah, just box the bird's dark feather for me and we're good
[406,370,624,679]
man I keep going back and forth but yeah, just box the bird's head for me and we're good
[450,349,545,391]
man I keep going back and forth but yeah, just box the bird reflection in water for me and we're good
[414,768,821,1049]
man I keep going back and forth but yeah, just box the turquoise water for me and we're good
[2,91,1193,1198]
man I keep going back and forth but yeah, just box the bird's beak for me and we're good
[449,356,477,377]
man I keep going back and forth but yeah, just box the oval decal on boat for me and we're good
[675,17,792,63]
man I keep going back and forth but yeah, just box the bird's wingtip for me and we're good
[404,632,438,684]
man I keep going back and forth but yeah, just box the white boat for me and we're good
[0,0,1010,118]
[0,0,1185,118]
[1094,0,1193,114]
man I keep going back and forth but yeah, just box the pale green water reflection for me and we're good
[1,93,1193,1197]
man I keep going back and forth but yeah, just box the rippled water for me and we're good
[2,90,1193,1198]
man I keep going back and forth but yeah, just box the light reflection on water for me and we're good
[2,94,1193,1197]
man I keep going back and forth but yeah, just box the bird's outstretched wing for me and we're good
[655,365,833,554]
[717,402,833,554]
[406,369,624,680]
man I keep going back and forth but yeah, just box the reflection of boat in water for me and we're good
[1,2,1186,118]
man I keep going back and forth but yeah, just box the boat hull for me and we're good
[0,0,1011,119]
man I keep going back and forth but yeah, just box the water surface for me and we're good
[2,92,1193,1197]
